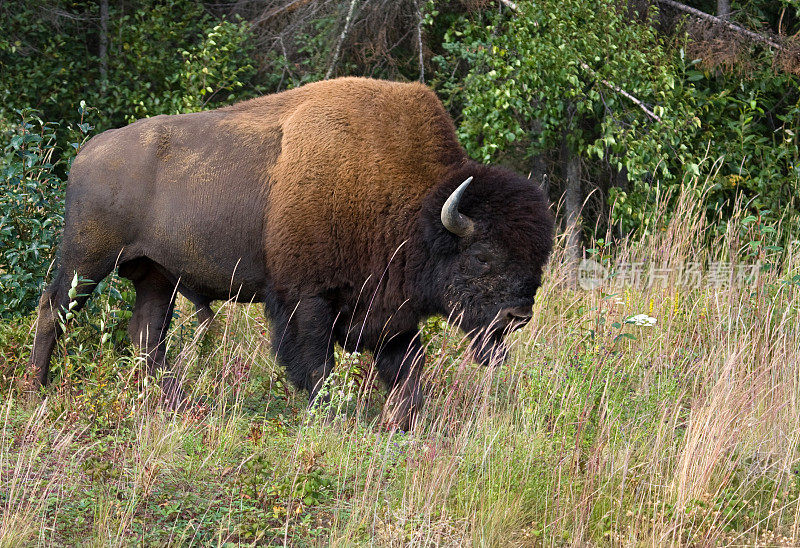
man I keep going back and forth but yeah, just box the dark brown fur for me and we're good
[29,77,554,428]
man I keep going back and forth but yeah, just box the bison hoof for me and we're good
[382,391,422,432]
[382,415,414,432]
[159,378,187,410]
[308,396,338,425]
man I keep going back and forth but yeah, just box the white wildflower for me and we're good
[624,314,657,326]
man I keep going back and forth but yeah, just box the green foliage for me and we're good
[686,61,800,224]
[235,450,333,515]
[0,110,69,317]
[46,271,135,396]
[178,19,258,113]
[107,9,258,121]
[0,1,260,132]
[437,1,696,165]
[0,317,30,382]
[272,463,333,507]
[434,0,799,238]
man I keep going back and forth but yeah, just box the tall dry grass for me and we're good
[317,177,800,546]
[0,176,798,545]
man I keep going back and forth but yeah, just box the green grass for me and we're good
[1,186,799,546]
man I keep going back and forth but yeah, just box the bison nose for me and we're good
[498,305,533,330]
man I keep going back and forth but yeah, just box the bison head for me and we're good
[420,164,554,365]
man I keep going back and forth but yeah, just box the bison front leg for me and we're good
[270,297,336,409]
[376,331,425,431]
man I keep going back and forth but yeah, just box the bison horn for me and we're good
[441,176,475,237]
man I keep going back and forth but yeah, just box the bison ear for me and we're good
[441,176,475,237]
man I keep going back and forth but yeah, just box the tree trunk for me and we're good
[561,137,582,286]
[414,0,424,82]
[530,153,548,194]
[325,0,358,80]
[612,166,628,240]
[717,0,730,20]
[99,0,108,93]
[613,166,628,192]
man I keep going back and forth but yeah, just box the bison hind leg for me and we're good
[178,285,215,333]
[119,258,183,404]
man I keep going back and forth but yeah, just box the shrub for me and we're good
[0,110,67,318]
[0,105,95,318]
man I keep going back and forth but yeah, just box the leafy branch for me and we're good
[497,0,664,124]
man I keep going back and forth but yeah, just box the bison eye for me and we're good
[470,254,491,274]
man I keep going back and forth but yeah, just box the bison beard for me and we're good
[28,77,554,430]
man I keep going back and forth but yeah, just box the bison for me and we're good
[30,77,554,428]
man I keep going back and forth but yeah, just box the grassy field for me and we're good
[1,186,799,546]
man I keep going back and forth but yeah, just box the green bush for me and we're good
[433,0,799,240]
[0,110,69,318]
